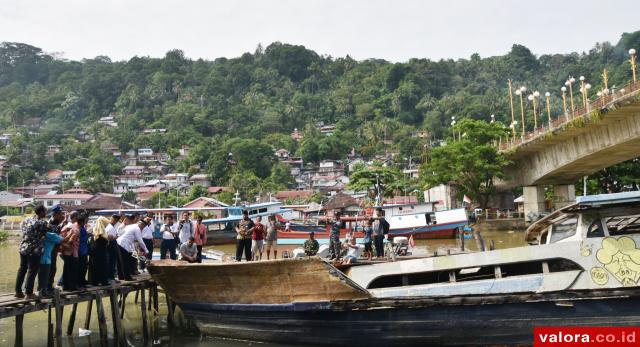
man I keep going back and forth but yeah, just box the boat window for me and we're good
[547,258,583,272]
[455,266,494,282]
[367,270,452,289]
[605,214,640,236]
[499,261,544,277]
[587,219,605,238]
[549,215,578,243]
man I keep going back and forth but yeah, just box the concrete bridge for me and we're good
[499,80,640,221]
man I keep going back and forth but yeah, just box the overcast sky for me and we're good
[1,0,638,62]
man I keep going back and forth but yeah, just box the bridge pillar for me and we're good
[523,186,546,223]
[553,184,575,210]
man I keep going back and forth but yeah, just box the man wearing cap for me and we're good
[105,214,121,283]
[116,214,148,281]
[139,215,155,272]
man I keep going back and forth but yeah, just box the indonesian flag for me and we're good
[408,235,416,249]
[463,195,472,204]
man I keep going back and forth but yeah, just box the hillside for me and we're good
[0,31,639,192]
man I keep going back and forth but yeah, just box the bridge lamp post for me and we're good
[545,92,552,129]
[584,83,592,109]
[529,91,540,130]
[516,87,526,137]
[630,49,637,83]
[450,118,456,141]
[490,114,495,123]
[566,78,576,117]
[560,86,568,121]
[510,121,517,142]
[579,76,586,108]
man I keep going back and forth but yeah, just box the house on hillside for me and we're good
[189,174,211,187]
[275,148,290,159]
[33,192,94,209]
[275,190,313,202]
[76,193,139,213]
[324,192,361,216]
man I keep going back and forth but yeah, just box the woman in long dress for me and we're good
[90,217,110,286]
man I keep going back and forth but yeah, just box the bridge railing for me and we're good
[499,80,640,151]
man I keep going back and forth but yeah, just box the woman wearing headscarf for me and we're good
[90,216,110,286]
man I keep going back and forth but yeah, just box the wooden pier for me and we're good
[0,275,170,347]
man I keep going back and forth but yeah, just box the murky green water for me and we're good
[0,229,526,346]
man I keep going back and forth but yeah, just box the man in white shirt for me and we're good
[177,212,193,245]
[105,214,121,283]
[116,216,148,281]
[139,215,155,271]
[160,215,178,260]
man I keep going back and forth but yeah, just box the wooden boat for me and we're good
[280,204,468,244]
[148,191,640,345]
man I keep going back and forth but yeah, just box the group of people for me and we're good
[158,212,208,262]
[14,205,210,299]
[326,209,390,264]
[235,211,279,261]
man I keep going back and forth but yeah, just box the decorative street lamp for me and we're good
[579,76,586,109]
[516,86,526,137]
[490,114,495,123]
[560,86,568,121]
[630,48,637,83]
[508,80,516,139]
[566,77,576,116]
[451,116,456,140]
[528,91,540,129]
[510,120,517,141]
[545,92,552,128]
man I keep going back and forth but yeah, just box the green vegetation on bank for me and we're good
[0,31,639,195]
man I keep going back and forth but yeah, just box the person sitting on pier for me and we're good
[160,215,178,260]
[342,237,359,265]
[15,205,48,299]
[303,232,319,256]
[179,237,198,263]
[116,216,149,281]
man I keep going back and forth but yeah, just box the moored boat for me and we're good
[149,191,640,345]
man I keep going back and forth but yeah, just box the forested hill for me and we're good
[0,31,639,190]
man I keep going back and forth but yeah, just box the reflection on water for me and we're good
[0,229,526,346]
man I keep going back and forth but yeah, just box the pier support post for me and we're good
[14,314,24,347]
[166,295,174,327]
[53,288,63,347]
[66,303,78,335]
[84,297,93,329]
[153,286,159,316]
[141,287,149,342]
[47,307,54,347]
[120,292,128,319]
[523,185,546,223]
[109,289,126,346]
[94,294,108,347]
[553,184,576,210]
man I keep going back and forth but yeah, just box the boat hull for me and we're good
[180,291,640,346]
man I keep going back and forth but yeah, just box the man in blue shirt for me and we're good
[38,231,73,297]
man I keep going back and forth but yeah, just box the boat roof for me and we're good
[525,191,640,242]
[202,208,292,225]
[575,191,640,207]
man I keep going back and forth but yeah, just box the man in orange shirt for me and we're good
[193,215,208,263]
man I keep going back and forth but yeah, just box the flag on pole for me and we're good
[463,195,472,204]
[408,234,416,249]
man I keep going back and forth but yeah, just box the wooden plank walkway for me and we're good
[0,274,164,347]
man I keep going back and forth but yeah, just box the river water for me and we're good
[0,230,526,346]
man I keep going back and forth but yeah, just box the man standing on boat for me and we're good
[194,215,208,263]
[235,210,255,261]
[178,212,193,246]
[329,211,344,260]
[372,208,389,258]
[303,231,319,256]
